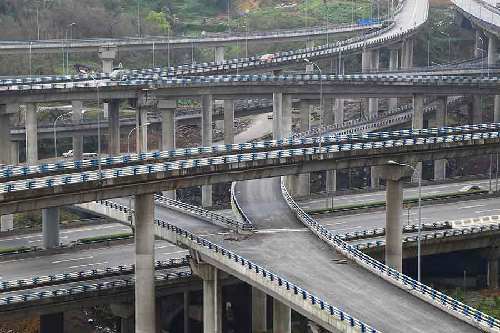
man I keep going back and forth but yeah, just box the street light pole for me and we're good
[127,123,151,154]
[387,160,422,282]
[53,113,68,158]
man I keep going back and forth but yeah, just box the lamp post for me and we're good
[387,160,422,282]
[127,123,151,154]
[304,59,323,117]
[53,113,68,158]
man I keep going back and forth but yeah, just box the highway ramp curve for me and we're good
[222,178,481,332]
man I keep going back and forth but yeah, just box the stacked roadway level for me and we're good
[231,178,481,332]
[1,125,500,213]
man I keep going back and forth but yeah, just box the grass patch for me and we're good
[77,233,133,244]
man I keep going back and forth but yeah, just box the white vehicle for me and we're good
[459,185,482,193]
[110,63,129,81]
[83,152,98,159]
[62,150,73,158]
[259,53,276,62]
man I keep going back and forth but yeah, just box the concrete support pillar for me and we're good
[434,97,447,181]
[223,100,235,144]
[40,313,64,333]
[99,46,117,119]
[71,101,84,160]
[42,207,60,249]
[488,257,499,290]
[273,299,291,333]
[111,303,134,333]
[334,98,344,125]
[361,49,373,72]
[326,170,337,193]
[25,103,38,164]
[252,287,267,333]
[401,39,414,69]
[380,165,408,271]
[475,30,483,58]
[158,100,177,200]
[320,96,336,127]
[98,46,117,73]
[135,103,149,153]
[135,193,155,333]
[488,34,498,66]
[0,110,13,231]
[201,95,213,207]
[214,46,225,64]
[159,101,176,151]
[472,95,482,125]
[272,93,292,139]
[108,99,121,156]
[184,292,190,333]
[388,48,400,110]
[192,263,222,333]
[494,95,500,122]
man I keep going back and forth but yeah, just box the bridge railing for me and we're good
[0,258,188,293]
[1,122,497,182]
[0,269,191,307]
[154,194,253,233]
[3,128,500,194]
[280,178,500,332]
[85,199,378,332]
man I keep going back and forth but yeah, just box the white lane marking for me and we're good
[60,225,117,234]
[68,261,109,269]
[156,244,177,249]
[158,250,188,255]
[52,256,93,264]
[255,228,308,234]
[475,208,500,214]
[458,204,486,210]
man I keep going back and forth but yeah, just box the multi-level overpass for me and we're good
[4,0,500,332]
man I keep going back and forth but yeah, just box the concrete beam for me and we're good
[201,95,213,207]
[135,193,156,333]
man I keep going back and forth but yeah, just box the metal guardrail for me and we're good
[154,194,253,232]
[0,0,422,87]
[3,127,500,194]
[1,122,493,181]
[339,222,451,242]
[0,269,191,307]
[91,199,378,332]
[280,178,500,332]
[0,258,188,293]
[230,182,252,227]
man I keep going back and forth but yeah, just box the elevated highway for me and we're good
[0,22,382,55]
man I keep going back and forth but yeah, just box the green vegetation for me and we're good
[77,232,133,244]
[0,246,31,255]
[308,190,487,215]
